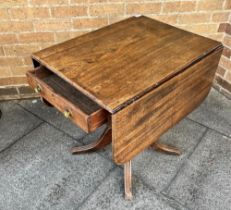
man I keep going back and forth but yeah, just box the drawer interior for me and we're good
[32,66,102,115]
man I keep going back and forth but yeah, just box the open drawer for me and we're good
[26,66,108,133]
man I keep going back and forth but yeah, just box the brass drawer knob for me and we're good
[34,85,42,93]
[63,110,71,118]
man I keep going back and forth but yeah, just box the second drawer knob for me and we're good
[63,110,71,118]
[34,85,42,93]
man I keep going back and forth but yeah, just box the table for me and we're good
[26,16,223,200]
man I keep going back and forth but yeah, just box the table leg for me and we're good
[151,141,181,155]
[71,127,111,154]
[124,160,133,200]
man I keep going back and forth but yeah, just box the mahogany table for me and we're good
[26,16,223,200]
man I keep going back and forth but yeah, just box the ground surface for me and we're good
[0,88,230,210]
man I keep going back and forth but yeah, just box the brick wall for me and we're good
[0,0,230,100]
[215,12,231,98]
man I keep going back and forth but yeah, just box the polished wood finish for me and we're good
[151,142,182,156]
[26,66,108,133]
[112,48,222,164]
[72,127,111,154]
[26,16,223,200]
[172,49,223,125]
[31,16,221,113]
[124,160,132,200]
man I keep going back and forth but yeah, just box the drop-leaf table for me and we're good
[27,16,223,200]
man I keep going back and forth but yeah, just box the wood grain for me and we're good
[31,16,222,113]
[26,67,108,133]
[112,48,223,164]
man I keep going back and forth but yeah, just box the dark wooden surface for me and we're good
[112,48,223,164]
[32,16,222,113]
[26,67,108,133]
[27,16,223,198]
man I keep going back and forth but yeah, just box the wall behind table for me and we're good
[0,0,230,100]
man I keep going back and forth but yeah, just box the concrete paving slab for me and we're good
[131,118,207,192]
[0,123,114,210]
[0,101,42,152]
[78,168,185,210]
[188,88,231,136]
[85,118,207,192]
[1,87,230,210]
[19,99,86,140]
[166,130,231,210]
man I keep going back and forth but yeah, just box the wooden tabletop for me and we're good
[32,16,222,113]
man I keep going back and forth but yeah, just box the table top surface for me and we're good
[32,16,222,113]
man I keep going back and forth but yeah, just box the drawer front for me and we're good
[26,69,108,133]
